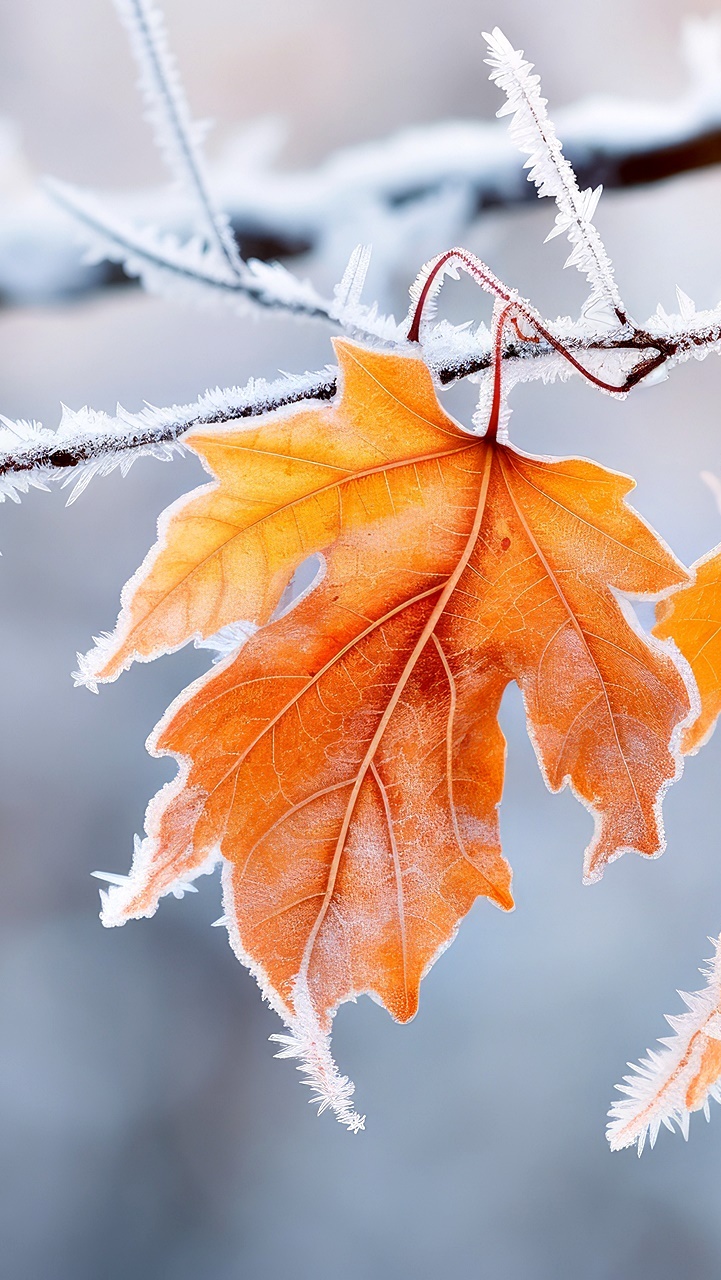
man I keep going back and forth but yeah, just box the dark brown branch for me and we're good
[0,376,338,481]
[4,319,717,487]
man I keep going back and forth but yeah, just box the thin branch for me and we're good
[44,176,409,343]
[46,178,339,323]
[0,370,337,500]
[4,13,721,497]
[113,0,243,278]
[484,27,624,324]
[43,23,627,337]
[406,247,655,397]
[3,299,719,497]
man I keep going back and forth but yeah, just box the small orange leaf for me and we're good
[654,544,721,753]
[82,340,693,1125]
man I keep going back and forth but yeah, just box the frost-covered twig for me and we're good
[54,0,348,324]
[36,20,696,334]
[608,937,721,1155]
[484,27,624,323]
[0,369,337,504]
[6,12,721,498]
[38,1,415,331]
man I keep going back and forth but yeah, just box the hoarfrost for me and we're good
[484,27,624,320]
[608,938,721,1154]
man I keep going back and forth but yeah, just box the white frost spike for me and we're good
[406,249,500,339]
[4,365,331,528]
[93,866,196,902]
[269,980,366,1132]
[46,178,337,324]
[113,0,242,276]
[581,295,620,330]
[484,27,623,320]
[95,834,219,929]
[91,870,132,887]
[219,864,365,1131]
[170,881,198,898]
[0,470,52,505]
[194,620,257,660]
[676,286,696,320]
[0,414,42,441]
[47,178,242,302]
[270,1026,365,1134]
[651,302,674,335]
[63,458,112,506]
[242,257,330,316]
[607,936,721,1154]
[408,251,460,322]
[328,244,405,341]
[333,243,372,316]
[87,801,366,1131]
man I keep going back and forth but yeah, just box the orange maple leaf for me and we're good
[654,543,721,753]
[80,339,693,1127]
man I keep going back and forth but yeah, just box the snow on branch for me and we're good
[45,178,338,323]
[3,17,721,305]
[27,15,692,344]
[50,0,348,324]
[37,1,413,334]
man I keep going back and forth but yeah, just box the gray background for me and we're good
[2,2,721,1277]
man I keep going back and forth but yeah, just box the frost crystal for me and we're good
[484,27,624,321]
[607,937,721,1154]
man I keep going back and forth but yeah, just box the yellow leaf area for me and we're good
[655,545,721,753]
[82,339,692,1128]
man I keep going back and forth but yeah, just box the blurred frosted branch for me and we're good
[3,17,721,305]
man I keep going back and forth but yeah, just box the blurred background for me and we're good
[3,1,721,1277]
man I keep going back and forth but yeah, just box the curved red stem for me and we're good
[407,246,636,397]
[407,249,511,344]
